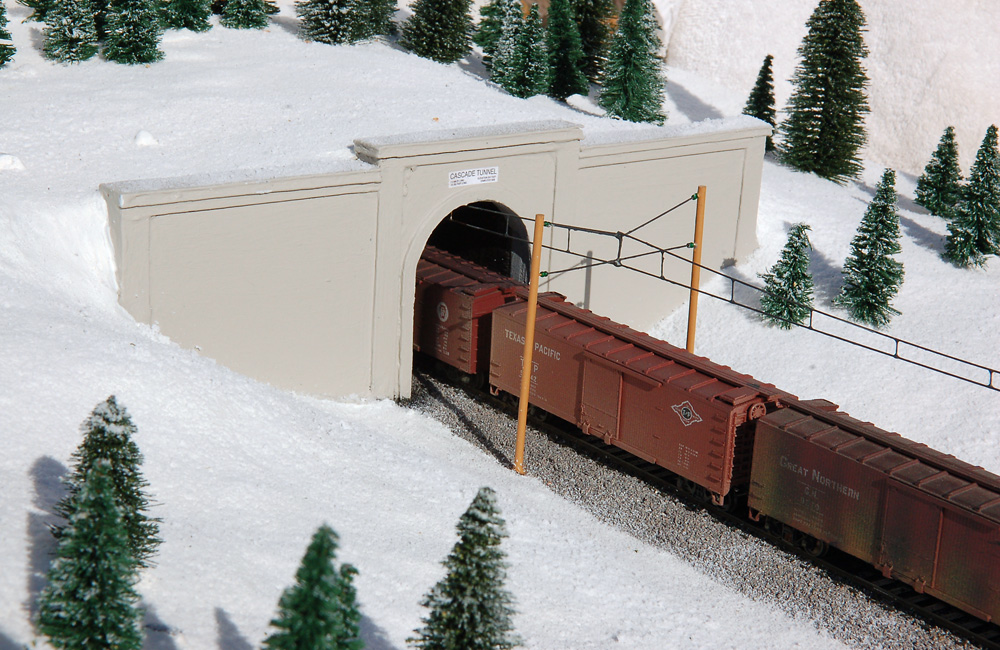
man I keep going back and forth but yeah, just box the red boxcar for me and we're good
[489,290,789,503]
[750,400,1000,622]
[414,247,520,376]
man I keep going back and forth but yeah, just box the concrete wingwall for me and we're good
[101,118,769,400]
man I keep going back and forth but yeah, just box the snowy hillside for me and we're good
[1,2,998,649]
[657,0,1000,176]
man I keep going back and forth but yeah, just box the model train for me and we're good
[414,245,1000,626]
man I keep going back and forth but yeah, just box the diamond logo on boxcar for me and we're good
[671,401,702,427]
[437,302,449,323]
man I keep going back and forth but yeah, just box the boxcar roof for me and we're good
[761,401,1000,525]
[501,289,789,405]
[419,246,522,287]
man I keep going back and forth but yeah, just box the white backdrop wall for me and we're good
[658,0,1000,177]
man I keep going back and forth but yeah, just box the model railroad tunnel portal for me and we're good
[101,119,769,399]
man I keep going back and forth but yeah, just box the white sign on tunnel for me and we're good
[448,166,499,188]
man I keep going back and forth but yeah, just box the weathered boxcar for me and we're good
[414,248,520,376]
[750,401,1000,622]
[489,290,789,504]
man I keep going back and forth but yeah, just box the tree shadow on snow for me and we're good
[25,456,68,621]
[808,245,845,309]
[360,615,400,650]
[0,626,27,650]
[144,605,181,650]
[268,16,300,37]
[665,79,723,122]
[215,608,253,650]
[900,215,946,255]
[28,26,45,55]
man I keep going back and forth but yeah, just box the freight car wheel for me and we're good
[800,535,829,558]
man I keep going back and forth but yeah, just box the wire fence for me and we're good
[441,201,1000,393]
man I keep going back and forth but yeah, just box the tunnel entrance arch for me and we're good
[425,201,531,283]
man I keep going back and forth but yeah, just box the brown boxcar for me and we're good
[489,290,789,502]
[750,400,1000,622]
[414,248,520,375]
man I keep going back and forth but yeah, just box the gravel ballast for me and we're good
[408,369,979,650]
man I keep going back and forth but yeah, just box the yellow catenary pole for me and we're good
[514,213,546,475]
[686,186,707,353]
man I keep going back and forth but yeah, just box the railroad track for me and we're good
[413,362,1000,650]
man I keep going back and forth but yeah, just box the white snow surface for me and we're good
[1,2,998,649]
[657,0,1000,176]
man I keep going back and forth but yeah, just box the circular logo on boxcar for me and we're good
[437,302,449,323]
[671,401,703,427]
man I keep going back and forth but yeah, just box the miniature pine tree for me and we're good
[509,4,549,98]
[572,0,614,82]
[472,0,506,68]
[758,223,814,329]
[409,487,519,650]
[780,0,869,183]
[597,0,664,124]
[54,396,161,569]
[263,524,363,650]
[0,2,15,67]
[352,0,396,40]
[296,0,355,44]
[488,0,523,90]
[21,0,54,23]
[220,0,269,29]
[743,54,776,151]
[104,0,165,63]
[38,460,144,650]
[41,0,99,63]
[597,0,666,124]
[545,0,588,101]
[915,126,964,219]
[399,0,474,64]
[835,168,905,327]
[163,0,212,31]
[944,124,1000,268]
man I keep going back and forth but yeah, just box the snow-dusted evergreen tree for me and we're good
[296,0,354,44]
[945,124,1000,268]
[597,0,664,124]
[493,3,549,98]
[545,0,587,101]
[409,487,519,650]
[472,0,506,68]
[41,0,99,63]
[488,0,523,89]
[915,126,963,219]
[780,0,869,183]
[263,524,363,650]
[163,0,212,31]
[54,396,161,569]
[572,0,614,82]
[352,0,396,40]
[220,0,268,29]
[508,4,549,98]
[38,461,144,650]
[835,168,904,327]
[104,0,165,63]
[399,0,474,64]
[758,223,814,329]
[0,2,16,67]
[743,54,776,151]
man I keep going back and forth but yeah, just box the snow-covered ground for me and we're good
[1,2,997,649]
[658,0,1000,176]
